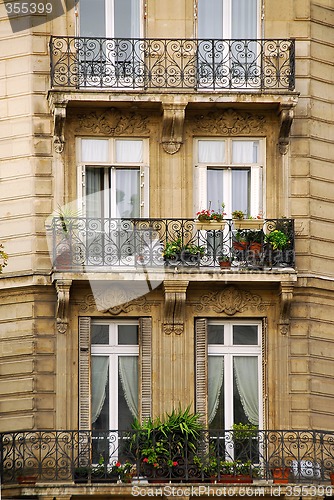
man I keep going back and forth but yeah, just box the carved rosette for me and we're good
[74,108,150,136]
[191,108,266,135]
[194,285,266,315]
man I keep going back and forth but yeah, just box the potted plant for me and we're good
[195,202,226,230]
[16,468,38,485]
[232,211,264,230]
[264,229,289,250]
[213,460,254,483]
[271,466,291,483]
[218,254,232,269]
[163,238,205,266]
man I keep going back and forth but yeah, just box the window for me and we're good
[194,139,263,217]
[195,319,262,430]
[91,320,139,430]
[79,0,142,87]
[78,138,149,218]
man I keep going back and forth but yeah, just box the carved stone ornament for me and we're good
[279,282,294,334]
[78,286,153,315]
[194,285,266,315]
[163,280,189,335]
[278,108,294,155]
[54,104,67,153]
[191,108,266,135]
[161,103,186,154]
[55,279,72,333]
[75,108,150,136]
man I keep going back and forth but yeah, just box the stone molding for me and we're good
[77,289,156,315]
[163,280,189,335]
[279,282,294,334]
[193,285,267,315]
[55,279,72,333]
[74,107,150,136]
[161,102,186,154]
[191,108,266,134]
[53,104,67,153]
[278,107,294,155]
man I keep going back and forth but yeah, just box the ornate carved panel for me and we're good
[74,108,150,136]
[77,287,156,315]
[194,285,267,315]
[191,108,266,135]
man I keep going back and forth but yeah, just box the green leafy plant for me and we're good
[232,423,258,440]
[163,238,205,259]
[0,244,8,273]
[232,210,245,220]
[264,229,289,250]
[196,202,226,222]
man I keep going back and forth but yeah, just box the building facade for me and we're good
[0,0,334,498]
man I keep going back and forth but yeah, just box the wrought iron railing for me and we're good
[47,217,295,271]
[1,430,333,484]
[50,37,295,90]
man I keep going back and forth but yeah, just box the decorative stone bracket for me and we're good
[53,103,67,153]
[55,279,72,334]
[161,102,186,154]
[279,282,294,335]
[163,280,189,335]
[278,107,294,155]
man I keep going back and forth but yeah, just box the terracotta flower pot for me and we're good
[272,467,291,483]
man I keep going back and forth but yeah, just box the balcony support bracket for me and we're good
[279,282,294,334]
[161,102,186,154]
[55,279,72,334]
[53,103,67,154]
[278,108,294,155]
[163,280,189,335]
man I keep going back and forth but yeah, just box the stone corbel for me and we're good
[163,280,189,335]
[278,108,294,155]
[161,102,186,154]
[279,282,294,335]
[55,279,72,334]
[53,104,67,153]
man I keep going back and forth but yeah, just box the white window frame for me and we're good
[207,320,263,430]
[91,319,139,431]
[194,138,265,218]
[77,137,149,218]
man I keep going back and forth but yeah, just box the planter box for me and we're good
[195,221,226,231]
[233,219,264,230]
[214,474,253,483]
[272,467,291,483]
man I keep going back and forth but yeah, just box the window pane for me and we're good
[118,324,139,345]
[115,140,143,163]
[208,356,224,428]
[198,0,224,39]
[118,356,138,429]
[80,0,105,37]
[115,0,140,38]
[232,169,250,214]
[233,325,258,345]
[232,0,257,38]
[207,169,224,213]
[233,357,259,425]
[232,141,258,163]
[81,139,109,162]
[116,169,140,217]
[92,357,109,430]
[208,324,224,344]
[198,140,225,163]
[92,324,109,344]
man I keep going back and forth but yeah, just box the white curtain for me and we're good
[91,356,109,424]
[208,356,224,424]
[232,169,249,214]
[232,0,257,39]
[198,0,224,39]
[234,356,259,425]
[198,140,225,163]
[232,141,258,163]
[207,169,224,213]
[115,140,143,163]
[116,169,140,217]
[81,139,109,162]
[119,356,138,418]
[86,167,103,218]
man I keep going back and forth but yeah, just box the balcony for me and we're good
[1,429,333,486]
[50,37,295,91]
[48,218,295,273]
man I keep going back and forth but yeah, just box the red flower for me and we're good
[115,461,121,467]
[172,461,178,467]
[154,463,158,468]
[143,458,149,463]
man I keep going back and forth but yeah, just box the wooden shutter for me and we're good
[195,318,208,425]
[79,316,91,430]
[139,317,152,421]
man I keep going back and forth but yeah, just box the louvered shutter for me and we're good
[195,318,208,425]
[79,316,91,430]
[139,317,152,421]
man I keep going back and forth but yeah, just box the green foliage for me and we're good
[0,244,8,273]
[163,238,205,259]
[232,210,245,220]
[264,229,289,250]
[232,422,258,440]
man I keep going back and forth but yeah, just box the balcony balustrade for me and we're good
[1,429,333,484]
[48,218,295,272]
[50,37,295,91]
